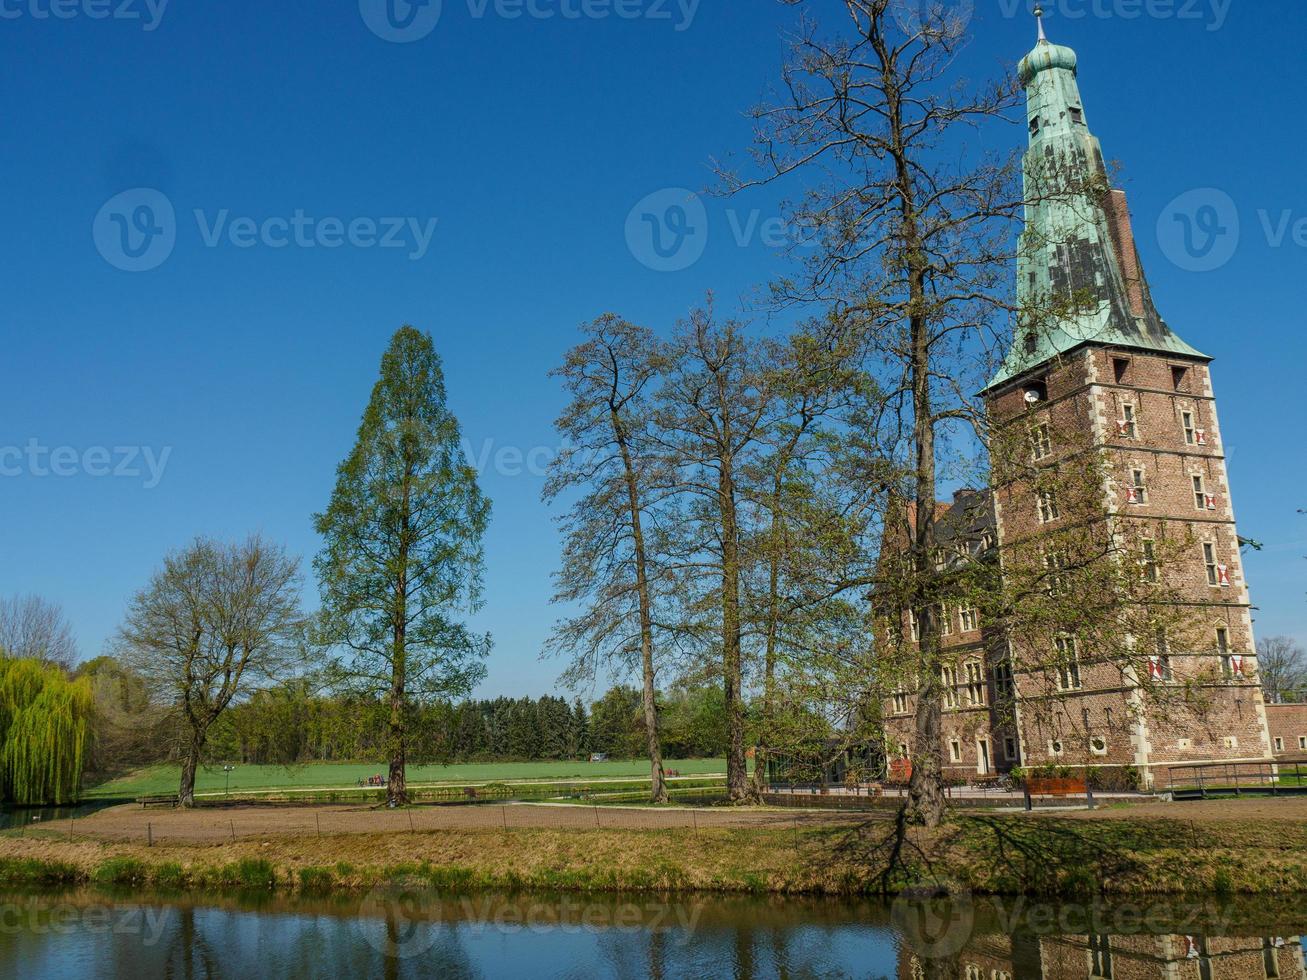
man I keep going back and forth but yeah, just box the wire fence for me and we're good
[47,801,873,846]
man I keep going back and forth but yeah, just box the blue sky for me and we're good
[1,0,1303,698]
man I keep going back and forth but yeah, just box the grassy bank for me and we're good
[2,808,1305,898]
[84,760,729,801]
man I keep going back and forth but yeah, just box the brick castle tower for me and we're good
[882,13,1274,790]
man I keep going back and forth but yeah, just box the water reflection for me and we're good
[0,888,1301,978]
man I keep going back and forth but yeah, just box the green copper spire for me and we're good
[986,11,1207,392]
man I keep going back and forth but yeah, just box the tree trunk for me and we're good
[907,610,947,826]
[720,456,748,802]
[179,733,203,808]
[613,406,667,804]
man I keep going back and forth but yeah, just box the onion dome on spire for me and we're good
[1018,6,1079,86]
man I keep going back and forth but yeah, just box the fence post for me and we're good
[1024,784,1032,812]
[594,806,601,829]
[1085,782,1095,810]
[147,822,153,847]
[316,812,322,837]
[230,820,236,844]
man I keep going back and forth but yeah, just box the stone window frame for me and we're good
[1036,488,1061,524]
[1054,635,1082,691]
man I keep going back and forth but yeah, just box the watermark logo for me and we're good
[891,0,975,35]
[624,187,708,273]
[93,188,176,273]
[359,0,444,43]
[891,890,975,962]
[93,190,440,271]
[360,0,700,40]
[361,882,440,960]
[0,441,173,489]
[995,0,1231,33]
[0,0,170,31]
[1157,187,1239,272]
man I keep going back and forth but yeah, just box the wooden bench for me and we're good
[1027,777,1088,798]
[139,794,180,809]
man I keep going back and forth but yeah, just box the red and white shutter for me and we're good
[1217,564,1231,587]
[1147,656,1164,681]
[1205,493,1218,511]
[1230,655,1245,676]
[1195,429,1208,446]
[1117,421,1130,437]
[1125,487,1139,504]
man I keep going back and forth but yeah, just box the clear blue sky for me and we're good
[1,1,1303,698]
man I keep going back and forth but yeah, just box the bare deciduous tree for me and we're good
[115,536,304,806]
[544,314,673,803]
[1257,636,1306,705]
[0,594,78,667]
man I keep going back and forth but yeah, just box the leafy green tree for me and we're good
[0,658,92,804]
[589,686,644,758]
[314,326,491,805]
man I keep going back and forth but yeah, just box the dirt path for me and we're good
[1040,796,1307,822]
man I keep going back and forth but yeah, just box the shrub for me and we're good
[298,867,334,892]
[152,862,187,889]
[222,858,276,890]
[92,857,149,886]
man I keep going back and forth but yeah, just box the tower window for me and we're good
[1029,116,1041,135]
[1030,422,1052,461]
[1216,626,1230,654]
[1004,736,1019,760]
[1036,489,1060,523]
[1141,539,1159,583]
[1203,543,1220,586]
[1119,404,1138,439]
[1172,365,1191,392]
[1069,107,1084,125]
[1113,357,1130,383]
[1128,468,1147,504]
[1182,411,1197,445]
[1192,474,1207,510]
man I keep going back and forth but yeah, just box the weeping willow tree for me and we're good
[0,657,92,805]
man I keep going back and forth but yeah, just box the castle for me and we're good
[882,17,1274,790]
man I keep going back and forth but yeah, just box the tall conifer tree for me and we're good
[314,326,491,805]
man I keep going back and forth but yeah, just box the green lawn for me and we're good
[84,759,727,800]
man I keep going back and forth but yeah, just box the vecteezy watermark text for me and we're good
[0,901,170,943]
[0,440,172,489]
[358,0,700,43]
[0,0,169,30]
[94,189,439,272]
[993,0,1231,32]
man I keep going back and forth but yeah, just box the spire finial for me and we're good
[1035,5,1047,42]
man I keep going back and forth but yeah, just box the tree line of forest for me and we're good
[77,661,728,773]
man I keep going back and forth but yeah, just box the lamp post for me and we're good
[223,765,235,798]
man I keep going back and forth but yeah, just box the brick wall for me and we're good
[1267,703,1307,759]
